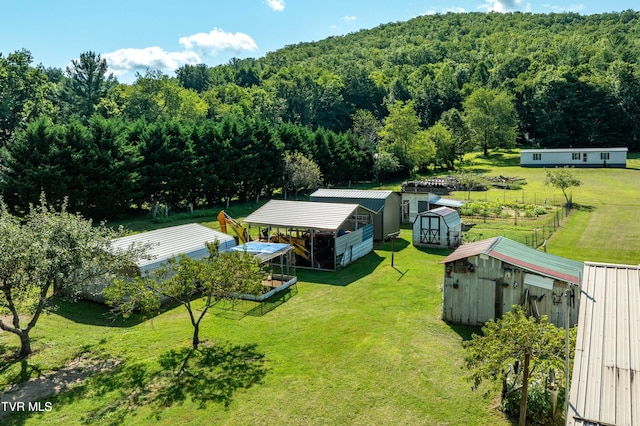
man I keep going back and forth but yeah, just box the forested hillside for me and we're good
[1,11,639,219]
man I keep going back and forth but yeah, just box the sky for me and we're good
[1,0,637,84]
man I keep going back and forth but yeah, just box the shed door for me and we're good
[420,216,440,244]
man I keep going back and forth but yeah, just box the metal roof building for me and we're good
[111,223,236,274]
[440,237,583,327]
[76,224,236,303]
[567,262,640,426]
[441,236,583,284]
[244,200,375,271]
[520,147,628,168]
[412,207,462,248]
[309,189,400,241]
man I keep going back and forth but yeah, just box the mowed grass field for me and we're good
[448,151,640,264]
[1,150,638,425]
[1,232,509,426]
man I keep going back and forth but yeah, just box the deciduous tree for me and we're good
[105,244,265,350]
[0,197,148,358]
[464,306,572,425]
[282,152,323,199]
[463,88,517,156]
[545,167,581,207]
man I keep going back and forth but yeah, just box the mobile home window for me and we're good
[572,152,581,160]
[533,153,541,161]
[600,152,610,160]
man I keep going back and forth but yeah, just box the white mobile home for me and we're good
[412,207,462,248]
[520,147,627,168]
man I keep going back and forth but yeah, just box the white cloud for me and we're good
[343,15,357,22]
[179,28,258,53]
[481,0,527,12]
[543,3,584,12]
[419,7,465,16]
[266,0,285,11]
[103,47,201,76]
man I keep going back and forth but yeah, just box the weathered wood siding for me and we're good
[443,255,579,327]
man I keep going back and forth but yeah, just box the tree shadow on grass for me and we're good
[53,296,185,328]
[75,341,268,424]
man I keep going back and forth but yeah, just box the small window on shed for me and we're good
[533,153,541,161]
[600,152,610,160]
[572,152,581,160]
[418,200,429,213]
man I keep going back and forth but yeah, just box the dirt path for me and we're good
[0,356,118,420]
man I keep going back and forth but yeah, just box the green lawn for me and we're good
[2,149,639,425]
[0,231,509,425]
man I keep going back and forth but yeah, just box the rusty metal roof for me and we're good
[440,236,583,284]
[568,262,640,426]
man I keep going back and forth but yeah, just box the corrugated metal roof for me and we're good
[489,237,583,284]
[310,189,395,213]
[244,200,367,231]
[430,197,465,208]
[417,206,462,228]
[440,237,499,264]
[568,262,640,426]
[310,189,393,199]
[111,223,235,268]
[439,236,583,284]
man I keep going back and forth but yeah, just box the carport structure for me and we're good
[243,200,375,271]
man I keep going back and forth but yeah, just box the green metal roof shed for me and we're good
[309,189,400,240]
[440,236,583,327]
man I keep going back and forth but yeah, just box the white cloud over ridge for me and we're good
[103,47,202,76]
[102,28,258,81]
[266,0,285,11]
[481,0,527,12]
[179,28,258,52]
[343,16,357,22]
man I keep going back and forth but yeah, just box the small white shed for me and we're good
[412,207,462,248]
[79,223,236,302]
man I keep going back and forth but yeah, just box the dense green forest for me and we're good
[1,11,639,219]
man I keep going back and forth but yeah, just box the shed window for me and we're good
[533,153,541,161]
[572,152,581,160]
[600,152,610,160]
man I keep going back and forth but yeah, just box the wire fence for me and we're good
[469,189,567,207]
[523,206,570,249]
[461,200,571,249]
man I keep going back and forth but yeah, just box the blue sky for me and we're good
[1,0,637,83]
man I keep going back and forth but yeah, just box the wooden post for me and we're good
[519,351,531,426]
[388,231,400,268]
